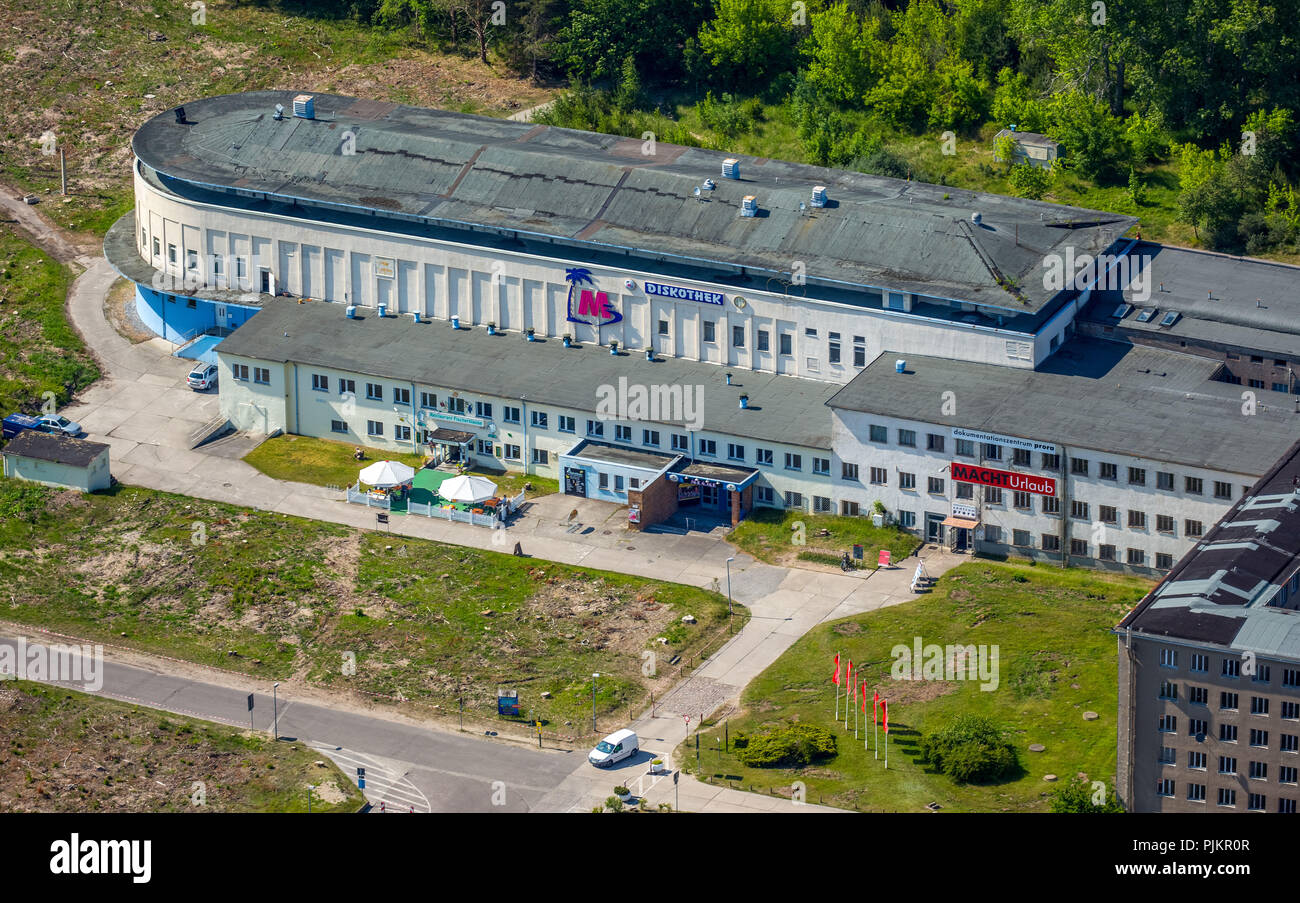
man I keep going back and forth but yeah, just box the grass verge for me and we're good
[728,507,920,569]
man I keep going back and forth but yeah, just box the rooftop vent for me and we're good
[740,195,758,218]
[1136,307,1158,323]
[895,359,906,373]
[722,158,740,180]
[970,212,982,224]
[739,394,750,410]
[293,94,315,119]
[174,106,186,124]
[811,186,827,208]
[345,305,357,319]
[274,103,284,120]
[702,178,716,191]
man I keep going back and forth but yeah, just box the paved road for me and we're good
[0,635,576,813]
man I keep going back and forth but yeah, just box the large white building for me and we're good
[103,90,1300,561]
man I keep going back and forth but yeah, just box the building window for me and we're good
[841,500,860,516]
[1189,686,1208,705]
[1213,481,1233,500]
[312,374,329,392]
[1185,476,1203,495]
[583,420,604,438]
[447,397,467,414]
[956,439,975,457]
[1070,538,1088,556]
[615,425,633,443]
[531,411,548,429]
[1220,724,1238,742]
[475,401,493,419]
[532,448,549,465]
[813,496,832,513]
[1156,553,1173,569]
[1070,457,1089,476]
[559,415,575,433]
[366,420,383,437]
[1014,491,1032,510]
[1191,653,1209,673]
[1156,779,1175,797]
[732,325,745,348]
[785,452,802,471]
[1250,729,1269,748]
[1159,648,1178,668]
[756,486,774,504]
[869,425,888,444]
[928,477,945,495]
[1041,453,1060,470]
[1282,701,1300,720]
[1286,669,1300,688]
[870,467,888,485]
[330,420,347,433]
[1221,691,1239,710]
[1042,534,1061,552]
[477,440,494,456]
[898,511,916,528]
[983,443,1002,461]
[1098,544,1116,561]
[813,457,830,475]
[395,425,411,442]
[699,439,716,456]
[1252,697,1270,716]
[1127,548,1145,566]
[1253,665,1271,684]
[643,429,660,447]
[253,367,270,384]
[1283,734,1300,753]
[926,434,945,452]
[1187,783,1206,802]
[658,319,669,336]
[1157,471,1175,491]
[1013,448,1031,467]
[1159,714,1177,733]
[756,330,769,351]
[1223,659,1241,679]
[1042,496,1060,515]
[366,382,383,401]
[419,391,436,409]
[779,333,792,356]
[702,320,716,343]
[853,344,866,367]
[672,434,689,452]
[167,243,177,264]
[186,249,198,270]
[1185,519,1204,537]
[1070,500,1089,520]
[152,237,161,257]
[1128,510,1146,529]
[1217,788,1237,808]
[1013,529,1031,547]
[393,387,410,405]
[986,487,1002,505]
[231,364,249,381]
[339,379,356,397]
[1097,505,1117,524]
[504,444,521,460]
[898,429,916,447]
[784,491,804,509]
[755,448,773,466]
[842,462,859,481]
[212,253,223,276]
[1098,461,1117,480]
[1283,766,1299,784]
[828,338,840,364]
[956,482,974,500]
[899,472,916,490]
[1156,515,1175,534]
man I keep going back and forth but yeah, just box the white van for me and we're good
[588,728,638,767]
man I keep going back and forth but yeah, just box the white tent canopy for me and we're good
[358,460,416,488]
[440,474,497,503]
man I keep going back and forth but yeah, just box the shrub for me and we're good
[919,715,1018,784]
[604,795,624,812]
[1049,777,1125,813]
[734,722,836,768]
[1007,163,1050,199]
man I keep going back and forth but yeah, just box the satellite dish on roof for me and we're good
[274,103,284,120]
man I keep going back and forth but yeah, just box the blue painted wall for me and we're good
[134,285,259,344]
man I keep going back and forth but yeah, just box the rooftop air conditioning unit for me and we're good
[811,186,827,208]
[293,94,315,119]
[740,195,758,218]
[722,158,740,180]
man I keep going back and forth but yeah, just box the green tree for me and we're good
[698,0,799,91]
[990,68,1050,133]
[1008,162,1051,199]
[612,54,644,112]
[1046,91,1131,182]
[801,3,878,107]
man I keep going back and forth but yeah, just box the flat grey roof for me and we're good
[827,338,1300,475]
[218,298,837,449]
[134,90,1136,314]
[1079,242,1300,359]
[3,431,109,468]
[564,439,680,471]
[1118,440,1300,663]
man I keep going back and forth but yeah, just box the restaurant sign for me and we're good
[951,462,1056,496]
[421,409,484,429]
[644,281,725,306]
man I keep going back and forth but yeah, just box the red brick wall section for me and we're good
[629,474,679,530]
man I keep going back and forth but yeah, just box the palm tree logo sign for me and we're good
[565,267,623,326]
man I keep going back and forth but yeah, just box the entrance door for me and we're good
[925,513,944,543]
[700,483,719,507]
[377,278,393,309]
[955,527,969,552]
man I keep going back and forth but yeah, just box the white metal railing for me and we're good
[346,483,391,509]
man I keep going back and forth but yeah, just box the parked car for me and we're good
[588,728,638,768]
[187,363,219,391]
[2,413,40,440]
[36,414,82,437]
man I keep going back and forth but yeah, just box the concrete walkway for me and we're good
[7,183,968,812]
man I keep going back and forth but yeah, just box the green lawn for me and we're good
[675,559,1151,812]
[243,435,426,489]
[0,680,362,812]
[728,508,920,570]
[0,477,740,729]
[0,226,100,418]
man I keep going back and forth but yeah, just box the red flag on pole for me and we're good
[847,660,853,689]
[861,682,867,713]
[883,700,889,733]
[832,653,840,685]
[873,690,880,724]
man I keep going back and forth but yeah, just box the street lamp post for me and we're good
[592,673,600,733]
[725,557,735,617]
[272,681,280,740]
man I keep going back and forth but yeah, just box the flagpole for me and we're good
[833,651,840,720]
[884,700,889,770]
[854,684,859,739]
[873,693,879,760]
